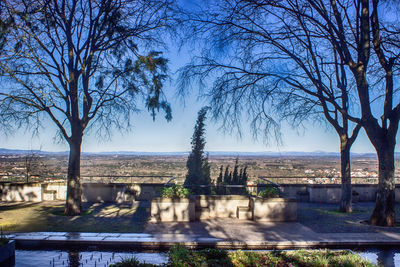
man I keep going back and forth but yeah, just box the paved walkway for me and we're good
[8,218,400,250]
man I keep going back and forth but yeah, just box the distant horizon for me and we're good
[2,147,397,157]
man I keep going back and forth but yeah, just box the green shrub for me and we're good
[258,185,279,198]
[160,185,191,198]
[168,245,231,267]
[112,247,376,267]
[109,256,156,267]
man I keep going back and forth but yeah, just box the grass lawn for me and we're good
[0,201,149,233]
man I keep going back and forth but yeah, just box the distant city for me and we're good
[1,148,398,185]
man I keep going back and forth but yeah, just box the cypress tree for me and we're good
[223,165,230,184]
[184,107,211,194]
[216,165,224,194]
[232,158,239,184]
[240,166,248,194]
[217,165,223,185]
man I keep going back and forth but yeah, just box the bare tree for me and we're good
[179,0,400,224]
[0,0,174,215]
[178,0,362,213]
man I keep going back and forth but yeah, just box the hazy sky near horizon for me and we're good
[0,0,399,154]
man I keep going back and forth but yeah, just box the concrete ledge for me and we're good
[151,197,193,203]
[253,197,296,203]
[11,233,400,250]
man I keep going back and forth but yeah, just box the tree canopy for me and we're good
[178,0,400,224]
[0,0,175,215]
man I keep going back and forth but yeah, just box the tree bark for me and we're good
[370,141,396,226]
[339,135,352,213]
[64,134,83,216]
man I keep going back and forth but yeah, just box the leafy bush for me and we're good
[168,245,231,267]
[160,185,191,198]
[109,256,156,267]
[111,247,376,267]
[258,185,279,198]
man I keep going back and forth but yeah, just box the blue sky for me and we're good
[0,45,395,154]
[0,1,398,154]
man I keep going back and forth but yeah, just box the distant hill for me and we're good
[0,147,398,158]
[0,148,67,155]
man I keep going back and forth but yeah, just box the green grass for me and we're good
[0,202,149,233]
[112,246,376,267]
[316,208,367,216]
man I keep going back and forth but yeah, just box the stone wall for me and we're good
[279,184,400,203]
[195,195,250,219]
[0,182,164,203]
[1,182,400,203]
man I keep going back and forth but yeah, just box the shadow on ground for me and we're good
[0,201,150,233]
[297,202,400,233]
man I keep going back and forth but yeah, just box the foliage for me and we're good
[111,247,376,267]
[258,185,279,198]
[184,107,211,194]
[168,245,231,267]
[178,0,400,226]
[217,158,249,195]
[109,256,156,267]
[216,165,223,186]
[0,0,175,215]
[160,185,191,198]
[165,246,375,267]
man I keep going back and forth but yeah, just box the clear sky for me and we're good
[1,45,397,154]
[0,3,398,155]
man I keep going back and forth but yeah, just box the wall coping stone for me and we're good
[194,195,250,200]
[151,197,193,203]
[251,197,297,203]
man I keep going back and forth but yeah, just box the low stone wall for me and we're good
[279,184,400,203]
[150,197,195,222]
[151,195,297,222]
[195,195,250,219]
[1,182,400,203]
[0,183,44,202]
[0,182,164,203]
[251,197,297,222]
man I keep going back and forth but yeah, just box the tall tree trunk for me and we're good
[64,135,82,216]
[370,142,396,226]
[339,135,352,213]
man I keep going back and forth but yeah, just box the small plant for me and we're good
[160,184,191,198]
[109,256,156,267]
[258,185,279,198]
[168,244,191,266]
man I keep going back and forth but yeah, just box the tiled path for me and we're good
[8,218,400,250]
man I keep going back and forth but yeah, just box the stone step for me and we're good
[236,206,253,220]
